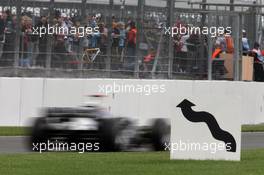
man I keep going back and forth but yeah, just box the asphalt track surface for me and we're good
[0,132,264,153]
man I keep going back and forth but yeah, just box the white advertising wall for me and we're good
[20,78,44,126]
[0,78,21,126]
[0,77,263,126]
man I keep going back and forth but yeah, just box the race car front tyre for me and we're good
[99,118,134,151]
[29,117,48,151]
[151,118,170,151]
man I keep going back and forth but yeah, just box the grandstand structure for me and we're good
[0,0,263,80]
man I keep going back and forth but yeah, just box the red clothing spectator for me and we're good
[127,28,137,48]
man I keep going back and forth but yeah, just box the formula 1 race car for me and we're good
[29,96,170,152]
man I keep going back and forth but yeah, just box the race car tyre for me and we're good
[151,118,170,151]
[99,118,135,151]
[29,117,48,151]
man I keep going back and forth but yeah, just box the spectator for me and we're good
[0,11,7,41]
[1,10,15,66]
[111,22,120,70]
[0,11,7,59]
[72,20,82,61]
[250,42,264,82]
[118,22,126,66]
[179,32,190,72]
[52,15,68,68]
[112,16,117,29]
[252,42,264,62]
[186,33,200,72]
[20,15,33,67]
[215,32,227,53]
[96,22,108,69]
[35,16,48,67]
[173,33,183,72]
[125,21,137,71]
[224,30,234,54]
[212,32,227,59]
[143,48,156,73]
[90,16,99,48]
[242,30,250,54]
[62,13,73,53]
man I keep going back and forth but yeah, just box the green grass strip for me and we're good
[0,150,264,175]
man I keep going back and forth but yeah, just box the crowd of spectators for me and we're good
[0,9,264,81]
[172,22,206,74]
[211,29,264,81]
[0,10,138,70]
[0,10,17,66]
[172,21,264,81]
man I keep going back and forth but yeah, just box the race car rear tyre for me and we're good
[151,118,170,151]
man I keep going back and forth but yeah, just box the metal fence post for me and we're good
[106,0,114,77]
[233,14,240,81]
[239,13,243,80]
[14,0,22,76]
[199,0,207,77]
[227,0,234,29]
[207,14,212,80]
[135,0,144,78]
[167,0,174,79]
[78,0,87,78]
[45,0,55,77]
[81,0,87,21]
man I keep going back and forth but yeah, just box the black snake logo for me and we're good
[177,99,236,152]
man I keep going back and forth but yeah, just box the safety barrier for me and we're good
[0,77,263,126]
